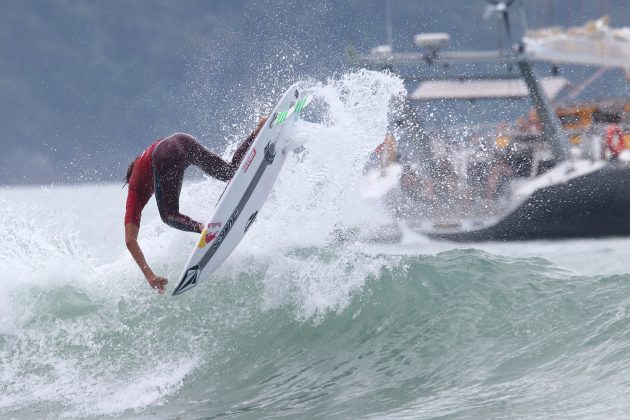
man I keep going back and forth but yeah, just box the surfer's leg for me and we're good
[182,135,235,182]
[179,120,261,182]
[153,160,203,233]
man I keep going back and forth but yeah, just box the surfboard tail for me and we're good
[172,265,201,296]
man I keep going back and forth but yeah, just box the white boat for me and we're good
[351,1,630,242]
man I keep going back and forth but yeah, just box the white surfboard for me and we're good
[172,83,310,295]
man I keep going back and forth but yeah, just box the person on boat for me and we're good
[516,108,542,134]
[485,151,514,200]
[431,157,458,205]
[123,117,266,293]
[363,134,398,173]
[382,110,436,218]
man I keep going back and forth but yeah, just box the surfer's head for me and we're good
[123,157,138,187]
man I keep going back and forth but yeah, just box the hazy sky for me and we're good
[1,0,627,185]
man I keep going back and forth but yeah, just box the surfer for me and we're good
[123,118,267,293]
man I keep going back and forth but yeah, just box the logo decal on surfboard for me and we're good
[173,265,200,295]
[269,112,278,128]
[197,229,219,248]
[264,141,276,164]
[244,211,258,233]
[213,207,240,250]
[243,148,256,173]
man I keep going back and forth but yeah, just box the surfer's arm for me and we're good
[125,222,167,294]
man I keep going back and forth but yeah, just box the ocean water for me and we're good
[2,72,630,419]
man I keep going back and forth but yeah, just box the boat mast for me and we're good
[495,0,571,161]
[385,0,393,49]
[517,60,571,160]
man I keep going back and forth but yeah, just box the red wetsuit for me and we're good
[125,140,160,227]
[124,132,255,233]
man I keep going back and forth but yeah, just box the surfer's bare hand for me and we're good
[147,274,168,294]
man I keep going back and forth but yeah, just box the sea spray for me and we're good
[179,69,407,318]
[0,192,199,416]
[224,70,407,318]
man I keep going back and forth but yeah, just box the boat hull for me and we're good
[422,164,630,242]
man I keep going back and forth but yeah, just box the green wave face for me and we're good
[166,248,630,420]
[8,243,630,419]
